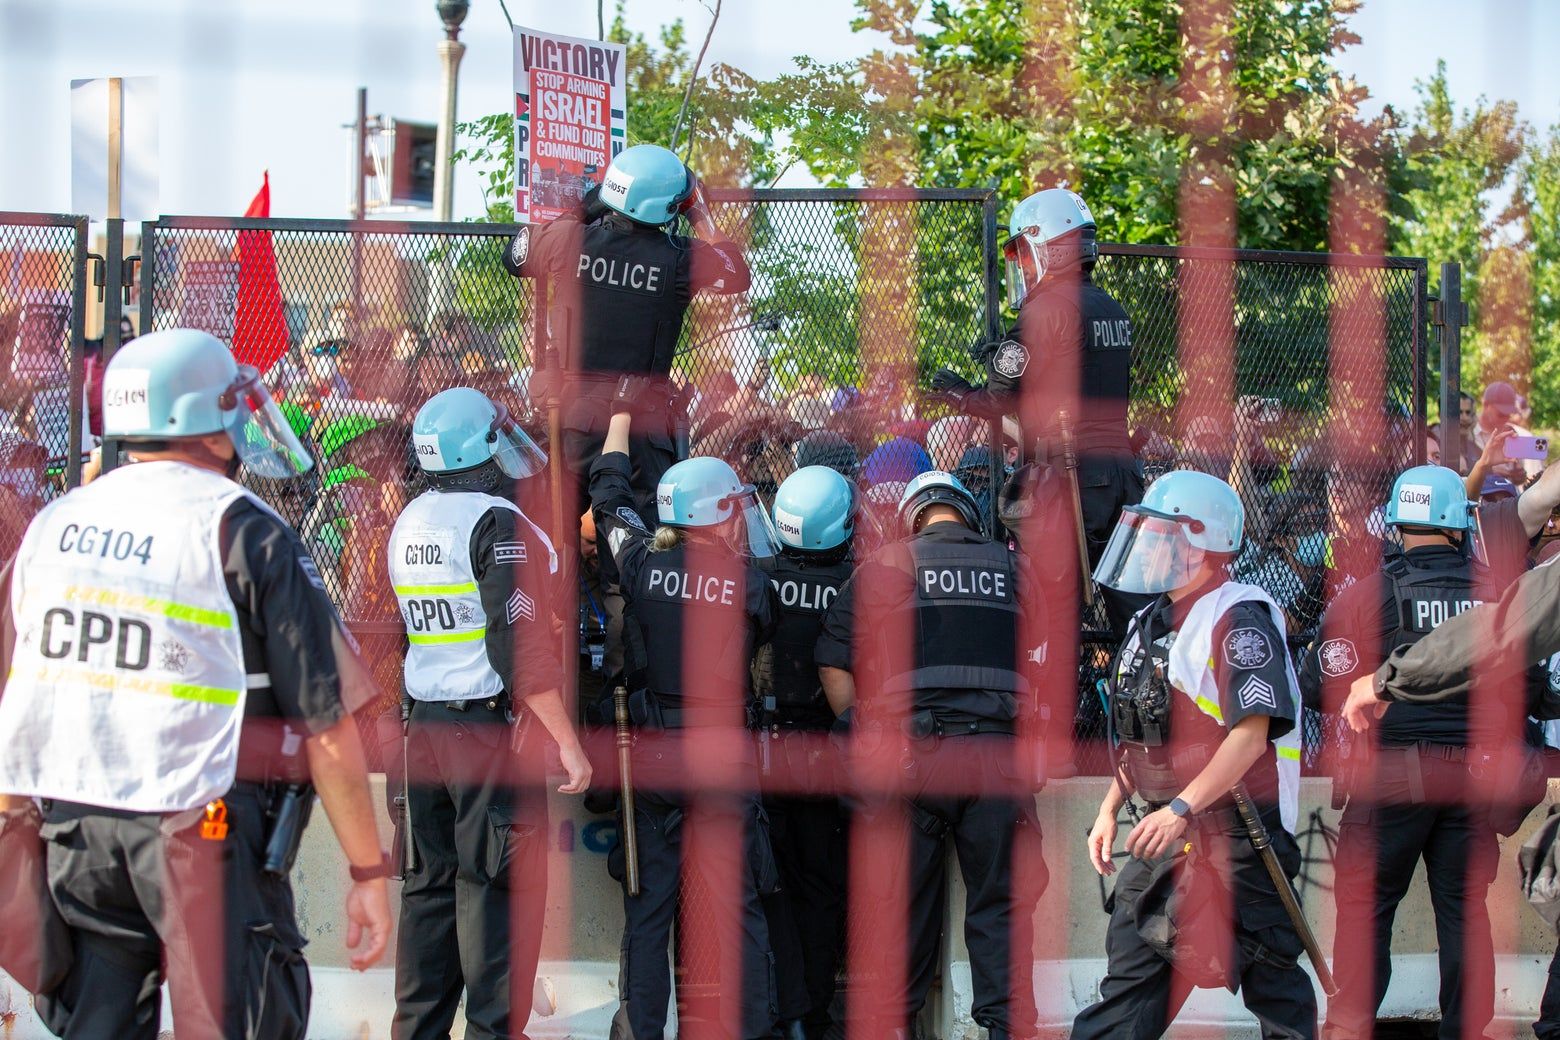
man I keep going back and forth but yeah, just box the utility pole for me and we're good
[432,0,470,222]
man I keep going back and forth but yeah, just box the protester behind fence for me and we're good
[786,369,835,432]
[1472,382,1542,483]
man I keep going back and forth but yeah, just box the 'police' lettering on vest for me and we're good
[648,568,736,605]
[919,566,1009,600]
[771,577,836,612]
[577,252,667,296]
[1091,319,1132,348]
[1412,597,1480,630]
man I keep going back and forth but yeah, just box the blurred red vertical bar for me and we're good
[845,5,919,1034]
[1172,2,1237,1034]
[1326,118,1389,1034]
[679,106,759,1040]
[1013,0,1077,1025]
[1468,242,1533,1040]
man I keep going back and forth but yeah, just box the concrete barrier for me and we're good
[1,777,1553,1038]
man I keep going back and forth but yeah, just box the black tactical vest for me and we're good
[755,553,850,726]
[1378,552,1482,744]
[631,544,754,715]
[1111,613,1224,806]
[566,220,691,380]
[884,537,1025,714]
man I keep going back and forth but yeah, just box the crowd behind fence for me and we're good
[0,198,1432,775]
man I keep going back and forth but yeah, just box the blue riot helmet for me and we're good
[897,470,983,536]
[773,465,855,553]
[1384,465,1474,531]
[101,327,313,479]
[598,144,695,226]
[1095,470,1244,595]
[413,387,547,490]
[656,454,779,558]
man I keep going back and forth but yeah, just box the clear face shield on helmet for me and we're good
[1092,508,1208,595]
[1002,229,1046,309]
[486,404,548,479]
[220,367,314,479]
[719,485,781,559]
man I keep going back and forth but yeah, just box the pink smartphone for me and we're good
[1504,435,1549,461]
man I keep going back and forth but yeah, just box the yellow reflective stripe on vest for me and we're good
[1194,695,1224,724]
[64,585,235,630]
[394,582,479,596]
[10,664,242,707]
[407,628,486,645]
[1277,745,1301,761]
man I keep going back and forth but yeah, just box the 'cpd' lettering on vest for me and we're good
[1412,597,1480,630]
[404,599,458,632]
[40,607,152,670]
[771,578,836,612]
[920,567,1007,598]
[577,253,664,294]
[648,568,736,605]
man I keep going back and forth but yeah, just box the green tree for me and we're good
[1389,62,1528,405]
[1522,129,1560,425]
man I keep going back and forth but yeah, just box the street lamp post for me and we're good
[432,0,469,222]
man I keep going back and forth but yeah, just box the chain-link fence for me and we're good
[0,213,89,562]
[139,207,1428,776]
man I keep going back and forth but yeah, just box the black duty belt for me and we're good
[904,712,1016,739]
[424,696,507,713]
[659,706,739,729]
[1380,740,1468,763]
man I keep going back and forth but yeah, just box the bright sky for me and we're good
[1,0,1556,221]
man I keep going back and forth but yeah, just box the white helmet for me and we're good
[1002,188,1097,308]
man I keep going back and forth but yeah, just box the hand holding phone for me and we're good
[1503,435,1549,461]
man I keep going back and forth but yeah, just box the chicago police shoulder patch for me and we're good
[991,339,1029,379]
[1318,638,1359,678]
[1223,627,1273,670]
[508,226,531,268]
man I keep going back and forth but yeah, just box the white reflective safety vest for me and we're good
[0,461,263,813]
[389,489,555,702]
[1158,581,1303,833]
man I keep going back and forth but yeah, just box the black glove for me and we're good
[527,365,562,410]
[612,374,655,414]
[931,368,974,405]
[581,183,609,223]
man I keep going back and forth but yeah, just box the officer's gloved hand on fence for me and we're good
[931,368,974,406]
[527,363,562,412]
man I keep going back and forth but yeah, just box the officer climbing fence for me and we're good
[0,212,90,561]
[130,198,1428,772]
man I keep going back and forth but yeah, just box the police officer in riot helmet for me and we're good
[1300,465,1532,1040]
[931,187,1146,639]
[754,465,856,1040]
[0,329,391,1038]
[589,392,780,1040]
[1074,470,1316,1040]
[387,387,592,1040]
[817,470,1049,1040]
[503,143,752,519]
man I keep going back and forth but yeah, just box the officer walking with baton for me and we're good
[1073,470,1317,1040]
[386,387,592,1040]
[0,329,391,1039]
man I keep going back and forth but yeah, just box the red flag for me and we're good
[232,172,289,372]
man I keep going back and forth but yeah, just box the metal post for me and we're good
[432,1,470,223]
[107,78,123,221]
[99,217,125,474]
[352,87,368,222]
[981,188,1003,534]
[1433,262,1468,473]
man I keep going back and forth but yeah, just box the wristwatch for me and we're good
[349,855,392,882]
[1168,797,1193,819]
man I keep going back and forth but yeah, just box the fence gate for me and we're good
[0,212,90,560]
